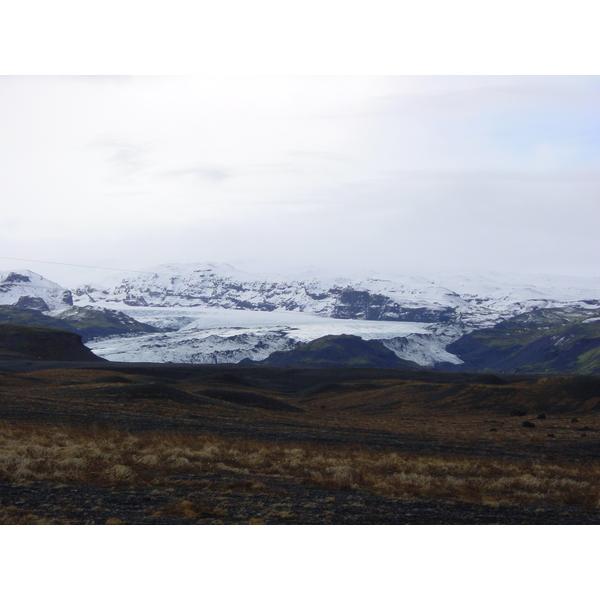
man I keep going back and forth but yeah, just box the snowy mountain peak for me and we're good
[0,270,73,311]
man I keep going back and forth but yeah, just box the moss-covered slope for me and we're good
[446,308,600,375]
[55,306,158,342]
[253,334,423,369]
[0,306,157,342]
[0,306,80,333]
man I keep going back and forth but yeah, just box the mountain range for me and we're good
[74,262,600,328]
[2,264,600,373]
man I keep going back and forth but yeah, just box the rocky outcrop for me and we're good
[53,306,159,342]
[15,296,51,311]
[249,334,423,369]
[329,289,456,322]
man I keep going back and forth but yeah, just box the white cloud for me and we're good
[1,75,599,286]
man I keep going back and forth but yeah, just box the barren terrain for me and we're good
[1,361,599,524]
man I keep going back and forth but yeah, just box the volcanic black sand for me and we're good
[1,361,599,524]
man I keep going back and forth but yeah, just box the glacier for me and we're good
[76,263,600,366]
[3,263,600,367]
[84,306,450,365]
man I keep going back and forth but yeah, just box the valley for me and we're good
[2,265,600,524]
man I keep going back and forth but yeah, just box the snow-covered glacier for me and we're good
[85,306,456,365]
[77,263,600,366]
[5,262,600,367]
[74,262,600,329]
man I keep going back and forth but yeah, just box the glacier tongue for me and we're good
[88,327,302,365]
[85,306,449,365]
[381,325,465,367]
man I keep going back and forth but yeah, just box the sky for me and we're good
[1,75,599,286]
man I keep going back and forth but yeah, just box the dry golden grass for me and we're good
[151,498,227,519]
[0,506,50,525]
[0,421,599,511]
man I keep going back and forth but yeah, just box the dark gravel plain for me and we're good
[3,476,599,525]
[1,361,600,525]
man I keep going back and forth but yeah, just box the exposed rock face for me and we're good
[3,272,31,283]
[15,296,50,311]
[329,289,456,322]
[80,278,458,323]
[61,290,74,306]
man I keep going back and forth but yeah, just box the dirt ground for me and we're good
[1,361,599,524]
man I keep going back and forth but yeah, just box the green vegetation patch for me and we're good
[0,305,158,343]
[449,308,600,375]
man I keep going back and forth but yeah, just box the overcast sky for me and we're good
[1,75,599,285]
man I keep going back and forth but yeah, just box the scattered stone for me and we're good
[522,421,536,428]
[537,413,546,420]
[489,428,497,432]
[571,418,579,423]
[511,408,528,417]
[547,434,555,438]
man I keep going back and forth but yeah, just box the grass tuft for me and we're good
[0,421,599,511]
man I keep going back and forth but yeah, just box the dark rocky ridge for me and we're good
[55,306,159,341]
[329,289,456,322]
[0,323,105,362]
[247,334,423,369]
[0,305,158,342]
[15,296,51,311]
